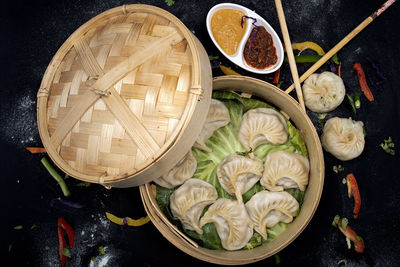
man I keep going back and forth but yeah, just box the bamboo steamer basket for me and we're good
[37,4,212,187]
[140,76,324,265]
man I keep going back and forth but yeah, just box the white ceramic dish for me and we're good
[206,3,284,74]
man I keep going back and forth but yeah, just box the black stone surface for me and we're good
[1,0,400,266]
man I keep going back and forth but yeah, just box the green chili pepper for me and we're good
[284,55,322,63]
[41,157,71,197]
[346,94,357,114]
[354,93,361,109]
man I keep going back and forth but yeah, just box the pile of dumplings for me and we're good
[155,99,310,251]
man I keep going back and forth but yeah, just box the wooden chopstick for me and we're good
[274,0,306,112]
[285,0,397,94]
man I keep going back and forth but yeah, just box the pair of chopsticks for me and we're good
[274,0,396,112]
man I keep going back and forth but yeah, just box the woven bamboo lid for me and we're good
[37,4,212,187]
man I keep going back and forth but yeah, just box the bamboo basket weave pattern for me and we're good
[37,5,211,186]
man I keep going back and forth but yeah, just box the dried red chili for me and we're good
[58,218,75,248]
[57,218,75,267]
[346,173,361,219]
[57,224,67,267]
[332,216,365,253]
[353,62,374,102]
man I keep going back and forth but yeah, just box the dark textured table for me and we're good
[1,0,399,266]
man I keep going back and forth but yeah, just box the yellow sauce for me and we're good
[211,9,247,55]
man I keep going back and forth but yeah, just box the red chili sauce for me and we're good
[243,26,277,69]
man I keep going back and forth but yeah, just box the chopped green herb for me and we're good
[14,225,23,230]
[62,248,72,258]
[333,165,344,173]
[318,120,325,129]
[380,137,395,155]
[333,94,337,99]
[318,113,327,120]
[332,215,340,227]
[354,93,361,109]
[274,254,281,264]
[346,94,357,114]
[355,236,363,242]
[30,224,38,230]
[331,54,339,64]
[165,0,175,6]
[277,81,283,88]
[75,181,91,187]
[64,174,69,179]
[341,217,348,230]
[8,244,12,252]
[208,55,219,60]
[99,246,105,255]
[91,257,97,262]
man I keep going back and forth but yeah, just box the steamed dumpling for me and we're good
[194,99,230,152]
[154,151,197,189]
[321,117,365,161]
[216,154,263,203]
[170,179,218,234]
[238,108,288,151]
[245,191,299,239]
[199,198,253,250]
[302,71,345,112]
[260,150,309,192]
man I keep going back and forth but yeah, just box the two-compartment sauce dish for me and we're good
[206,3,284,74]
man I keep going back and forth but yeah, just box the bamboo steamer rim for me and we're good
[37,4,211,186]
[141,76,325,265]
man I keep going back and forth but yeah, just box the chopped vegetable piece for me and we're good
[274,253,281,264]
[58,218,75,248]
[380,136,395,155]
[353,63,374,102]
[99,246,105,255]
[26,147,47,153]
[30,224,38,230]
[165,0,175,6]
[219,65,241,75]
[284,55,322,63]
[346,173,361,219]
[273,68,280,85]
[338,62,342,77]
[277,81,283,88]
[91,257,96,262]
[332,216,364,253]
[105,212,150,226]
[354,93,361,109]
[75,181,91,187]
[51,198,83,209]
[8,244,12,252]
[333,165,344,173]
[62,248,72,258]
[341,217,349,230]
[41,157,71,197]
[318,113,327,120]
[208,55,219,60]
[14,225,23,230]
[332,54,339,64]
[342,178,347,184]
[346,94,357,114]
[290,41,325,56]
[57,224,67,267]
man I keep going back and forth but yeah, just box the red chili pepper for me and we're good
[273,68,280,85]
[346,173,361,219]
[338,218,365,253]
[353,62,374,102]
[57,225,67,267]
[58,218,75,248]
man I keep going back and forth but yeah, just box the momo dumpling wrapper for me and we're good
[154,151,197,189]
[261,150,309,192]
[321,117,365,161]
[245,191,299,239]
[194,99,230,152]
[216,154,263,203]
[238,108,288,151]
[170,179,218,234]
[302,71,345,113]
[199,198,253,250]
